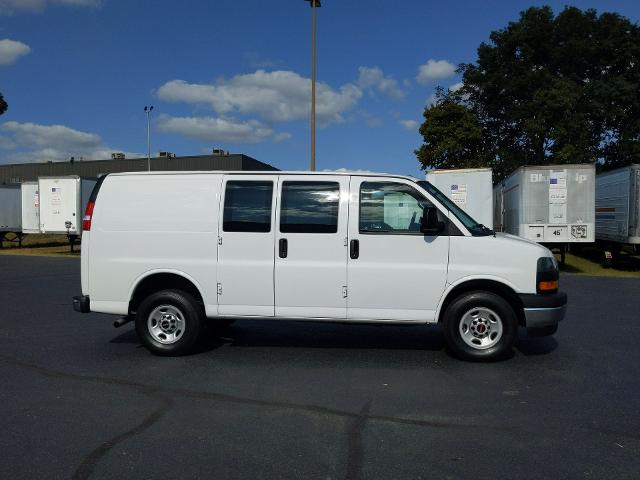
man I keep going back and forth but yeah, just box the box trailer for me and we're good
[38,176,96,235]
[21,181,40,234]
[494,164,595,250]
[426,168,494,228]
[595,165,640,246]
[0,185,21,232]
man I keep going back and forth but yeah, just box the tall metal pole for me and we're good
[144,105,153,171]
[310,1,317,171]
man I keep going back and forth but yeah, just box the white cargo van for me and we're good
[73,171,567,361]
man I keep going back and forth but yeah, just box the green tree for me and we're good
[0,92,7,116]
[417,6,640,178]
[415,87,493,171]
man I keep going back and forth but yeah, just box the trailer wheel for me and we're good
[443,291,518,362]
[135,289,205,356]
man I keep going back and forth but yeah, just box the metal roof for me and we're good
[0,153,277,184]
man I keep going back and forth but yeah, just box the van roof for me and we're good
[109,170,421,182]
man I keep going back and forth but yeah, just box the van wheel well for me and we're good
[438,280,525,326]
[129,273,204,315]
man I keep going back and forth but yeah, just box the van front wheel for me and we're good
[443,291,517,361]
[135,289,204,356]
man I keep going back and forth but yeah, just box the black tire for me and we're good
[135,289,205,356]
[443,291,518,362]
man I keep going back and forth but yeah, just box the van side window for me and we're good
[280,181,340,233]
[223,181,273,232]
[360,182,433,234]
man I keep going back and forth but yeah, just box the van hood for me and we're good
[494,232,553,257]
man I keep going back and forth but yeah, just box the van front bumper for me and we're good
[519,292,567,328]
[73,295,90,313]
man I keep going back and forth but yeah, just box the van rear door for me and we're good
[217,174,278,316]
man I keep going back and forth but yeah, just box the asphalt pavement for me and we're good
[1,255,639,480]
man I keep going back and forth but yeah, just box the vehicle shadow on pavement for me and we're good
[515,331,558,356]
[208,321,447,351]
[109,321,447,353]
[108,322,558,358]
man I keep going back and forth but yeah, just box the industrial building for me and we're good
[0,152,277,184]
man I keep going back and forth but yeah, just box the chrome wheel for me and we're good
[459,306,503,350]
[147,305,185,344]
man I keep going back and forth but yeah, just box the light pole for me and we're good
[305,0,321,171]
[144,105,154,171]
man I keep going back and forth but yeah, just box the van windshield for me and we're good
[416,180,493,236]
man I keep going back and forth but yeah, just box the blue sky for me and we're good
[1,0,639,176]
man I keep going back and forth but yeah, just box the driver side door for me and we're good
[347,177,449,322]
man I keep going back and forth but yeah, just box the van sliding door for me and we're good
[274,175,349,319]
[217,175,277,317]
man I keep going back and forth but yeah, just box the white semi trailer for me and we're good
[494,164,595,262]
[38,176,96,251]
[0,185,22,248]
[21,181,40,234]
[595,165,640,260]
[426,168,494,229]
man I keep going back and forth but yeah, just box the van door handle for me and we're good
[350,239,359,259]
[279,238,288,258]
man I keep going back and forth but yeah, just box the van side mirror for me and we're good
[420,207,446,235]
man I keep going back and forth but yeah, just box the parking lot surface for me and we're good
[1,255,639,480]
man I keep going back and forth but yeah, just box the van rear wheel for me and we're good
[443,291,517,362]
[135,289,204,356]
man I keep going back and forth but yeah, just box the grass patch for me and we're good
[556,246,640,278]
[0,233,80,257]
[0,245,80,257]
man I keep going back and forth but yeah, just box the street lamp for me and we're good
[144,105,154,171]
[305,0,321,171]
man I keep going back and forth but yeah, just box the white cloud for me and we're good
[2,121,101,148]
[156,69,362,126]
[0,0,99,14]
[0,121,137,163]
[425,82,464,108]
[0,135,16,149]
[0,39,31,65]
[157,115,290,144]
[426,93,438,107]
[273,132,292,142]
[416,59,456,85]
[324,168,373,173]
[399,119,419,131]
[357,66,405,99]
